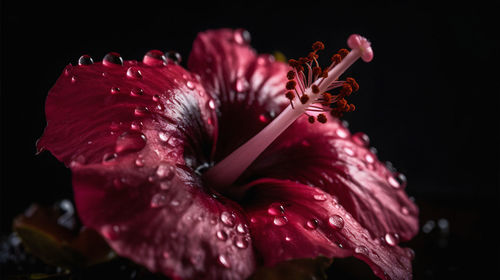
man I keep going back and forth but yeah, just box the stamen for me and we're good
[204,34,373,192]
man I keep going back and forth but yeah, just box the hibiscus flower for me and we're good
[36,28,418,280]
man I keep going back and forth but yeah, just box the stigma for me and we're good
[285,34,372,123]
[204,34,373,192]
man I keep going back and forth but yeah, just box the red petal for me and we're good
[188,29,289,161]
[244,178,414,280]
[245,117,419,242]
[37,57,256,279]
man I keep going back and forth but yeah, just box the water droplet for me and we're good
[258,114,268,123]
[343,146,355,156]
[388,176,400,189]
[110,87,120,95]
[130,88,144,97]
[250,217,258,224]
[236,224,248,234]
[220,212,236,227]
[64,65,72,76]
[218,254,230,268]
[101,225,120,240]
[186,81,195,90]
[102,152,118,163]
[152,94,160,102]
[273,216,288,226]
[126,67,142,79]
[143,50,166,66]
[234,77,249,92]
[354,246,369,255]
[130,121,143,131]
[384,232,400,246]
[336,127,348,138]
[395,172,407,188]
[170,200,180,207]
[234,236,249,249]
[233,29,251,45]
[135,158,144,167]
[78,54,94,65]
[103,52,123,66]
[134,106,150,117]
[365,153,375,164]
[156,164,174,180]
[401,206,410,215]
[150,193,167,208]
[216,230,228,241]
[352,132,370,146]
[328,215,344,230]
[158,132,170,143]
[165,51,181,64]
[71,76,77,83]
[115,132,147,154]
[267,203,284,216]
[306,218,319,230]
[313,194,327,201]
[208,100,215,110]
[285,236,292,241]
[405,248,415,260]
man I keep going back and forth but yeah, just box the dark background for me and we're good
[1,0,498,279]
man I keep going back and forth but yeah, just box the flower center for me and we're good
[204,34,373,196]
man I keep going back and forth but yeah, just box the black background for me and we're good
[1,0,498,279]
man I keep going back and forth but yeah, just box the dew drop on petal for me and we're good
[101,225,120,240]
[208,100,215,110]
[165,51,181,64]
[313,194,327,201]
[233,29,251,45]
[126,67,142,79]
[110,87,120,95]
[130,88,144,97]
[102,153,118,163]
[236,224,248,234]
[103,52,123,66]
[328,215,344,230]
[267,203,284,216]
[115,132,147,154]
[259,114,268,123]
[130,121,143,131]
[152,94,160,102]
[234,77,249,92]
[156,164,174,180]
[395,172,407,188]
[388,176,400,189]
[78,55,94,66]
[352,132,370,147]
[401,206,410,215]
[186,81,195,90]
[150,193,167,208]
[343,147,355,156]
[143,50,166,66]
[220,212,236,227]
[273,216,288,226]
[354,246,369,255]
[285,236,291,241]
[218,254,231,268]
[365,153,375,164]
[336,127,348,138]
[234,236,249,249]
[384,232,400,246]
[306,218,319,230]
[135,158,144,167]
[134,106,150,117]
[405,248,415,260]
[71,76,77,83]
[216,230,228,241]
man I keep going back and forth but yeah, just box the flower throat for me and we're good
[204,34,374,194]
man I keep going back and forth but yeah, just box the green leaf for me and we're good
[247,257,333,280]
[13,203,115,269]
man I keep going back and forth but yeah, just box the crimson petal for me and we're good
[244,118,419,242]
[244,178,414,280]
[188,28,289,161]
[37,58,256,279]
